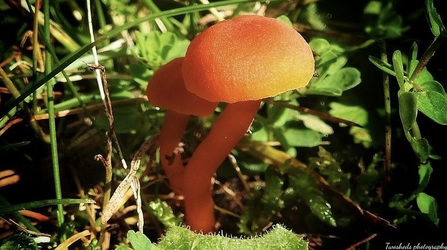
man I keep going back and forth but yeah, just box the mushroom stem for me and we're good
[183,100,260,232]
[158,110,190,194]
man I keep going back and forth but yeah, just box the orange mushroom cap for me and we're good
[182,15,315,103]
[146,57,217,116]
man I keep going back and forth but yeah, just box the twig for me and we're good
[344,233,377,250]
[378,40,391,190]
[409,30,446,83]
[101,135,159,232]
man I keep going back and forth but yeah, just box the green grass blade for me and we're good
[0,199,95,215]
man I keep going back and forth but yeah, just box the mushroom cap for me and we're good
[182,15,315,103]
[146,57,217,116]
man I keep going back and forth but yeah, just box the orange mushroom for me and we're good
[181,15,315,232]
[146,57,218,194]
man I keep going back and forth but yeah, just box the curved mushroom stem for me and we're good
[158,111,190,195]
[183,100,260,232]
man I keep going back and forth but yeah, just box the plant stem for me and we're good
[43,0,64,228]
[379,40,391,185]
[94,0,107,30]
[409,30,446,83]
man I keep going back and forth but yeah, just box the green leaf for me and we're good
[127,63,153,87]
[416,162,433,194]
[392,50,405,88]
[368,55,396,76]
[148,199,183,228]
[133,31,189,70]
[126,230,158,250]
[276,15,293,27]
[329,103,371,145]
[418,80,446,95]
[299,114,334,135]
[425,0,445,37]
[288,168,337,227]
[408,43,418,76]
[309,38,331,55]
[96,104,147,134]
[282,126,323,147]
[363,1,408,39]
[262,168,284,209]
[328,103,369,125]
[398,92,418,132]
[417,90,447,125]
[309,68,361,96]
[410,138,431,162]
[0,198,94,215]
[416,192,439,226]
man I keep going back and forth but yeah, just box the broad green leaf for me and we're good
[392,50,405,88]
[276,15,293,27]
[350,126,373,147]
[282,126,323,147]
[416,162,433,194]
[417,90,447,125]
[329,103,371,145]
[319,67,361,92]
[416,192,439,226]
[96,104,146,134]
[329,102,369,126]
[413,66,435,85]
[309,38,331,55]
[127,63,153,87]
[410,138,431,162]
[425,0,445,37]
[299,114,334,135]
[313,51,338,72]
[398,92,418,132]
[125,231,158,250]
[148,199,183,228]
[368,56,396,76]
[418,80,446,95]
[324,56,348,76]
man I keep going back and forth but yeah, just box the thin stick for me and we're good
[409,30,446,83]
[86,0,127,169]
[378,40,391,187]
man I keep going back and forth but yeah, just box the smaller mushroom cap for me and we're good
[146,57,217,116]
[182,15,315,103]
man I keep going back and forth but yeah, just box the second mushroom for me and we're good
[181,15,315,232]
